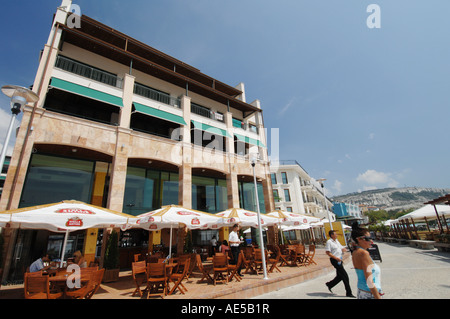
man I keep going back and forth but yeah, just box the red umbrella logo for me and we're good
[66,217,83,227]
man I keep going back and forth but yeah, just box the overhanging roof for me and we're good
[56,15,261,115]
[425,194,450,206]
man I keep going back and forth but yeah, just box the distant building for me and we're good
[332,201,365,224]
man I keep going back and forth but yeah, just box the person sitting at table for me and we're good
[69,250,87,268]
[29,254,51,273]
[219,240,230,254]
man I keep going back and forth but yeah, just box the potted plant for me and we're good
[102,230,120,283]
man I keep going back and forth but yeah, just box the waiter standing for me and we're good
[228,224,243,277]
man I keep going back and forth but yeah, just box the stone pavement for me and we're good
[255,241,450,299]
[0,246,343,299]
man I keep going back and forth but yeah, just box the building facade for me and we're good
[270,160,334,220]
[0,1,274,282]
[332,202,364,224]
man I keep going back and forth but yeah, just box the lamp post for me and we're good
[251,153,268,280]
[0,86,39,172]
[317,178,333,230]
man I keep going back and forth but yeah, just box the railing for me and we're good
[191,102,211,118]
[134,82,181,108]
[191,103,225,122]
[55,55,118,87]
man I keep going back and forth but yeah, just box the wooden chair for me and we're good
[146,262,168,299]
[168,258,190,295]
[294,244,306,266]
[24,272,63,299]
[278,245,291,267]
[228,253,243,282]
[253,249,268,275]
[65,271,95,299]
[212,254,228,286]
[268,246,282,273]
[304,244,317,266]
[196,254,213,284]
[240,250,256,274]
[84,269,105,299]
[132,261,147,297]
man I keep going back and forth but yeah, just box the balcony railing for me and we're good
[191,103,224,122]
[55,55,119,87]
[134,82,181,108]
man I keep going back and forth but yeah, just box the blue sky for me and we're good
[1,0,449,196]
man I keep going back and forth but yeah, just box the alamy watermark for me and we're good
[367,4,381,29]
[61,3,81,29]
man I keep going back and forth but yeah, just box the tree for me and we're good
[104,230,119,270]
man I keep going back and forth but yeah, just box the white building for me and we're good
[270,160,335,221]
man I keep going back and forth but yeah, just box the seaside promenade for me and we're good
[256,241,450,299]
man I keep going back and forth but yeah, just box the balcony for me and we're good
[55,55,119,87]
[134,82,181,108]
[191,103,224,123]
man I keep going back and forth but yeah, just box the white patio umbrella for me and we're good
[216,208,280,228]
[267,210,314,226]
[280,224,311,231]
[397,204,450,221]
[0,200,137,264]
[134,205,224,257]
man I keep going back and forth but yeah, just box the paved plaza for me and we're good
[255,241,450,299]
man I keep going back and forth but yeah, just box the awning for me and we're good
[234,133,266,148]
[50,77,123,107]
[191,120,231,138]
[133,102,186,126]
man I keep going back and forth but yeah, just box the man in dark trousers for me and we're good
[325,230,355,297]
[228,224,243,276]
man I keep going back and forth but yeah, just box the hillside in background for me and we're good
[331,187,450,211]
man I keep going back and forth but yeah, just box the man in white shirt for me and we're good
[228,224,243,276]
[325,230,354,297]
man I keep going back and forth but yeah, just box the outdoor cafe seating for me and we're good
[24,272,63,299]
[23,266,105,299]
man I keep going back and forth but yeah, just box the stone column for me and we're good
[107,127,131,212]
[178,95,192,209]
[119,73,135,129]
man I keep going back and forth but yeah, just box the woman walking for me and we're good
[351,223,384,299]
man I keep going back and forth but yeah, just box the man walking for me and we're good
[325,230,355,297]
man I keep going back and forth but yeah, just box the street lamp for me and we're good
[251,153,268,280]
[0,85,39,173]
[317,178,333,230]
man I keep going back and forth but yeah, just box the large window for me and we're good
[238,181,266,214]
[192,176,227,214]
[123,167,179,215]
[20,154,95,208]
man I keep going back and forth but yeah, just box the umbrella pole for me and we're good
[252,162,268,280]
[433,205,444,234]
[60,229,69,267]
[168,224,173,259]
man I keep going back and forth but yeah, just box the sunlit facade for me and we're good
[0,1,274,283]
